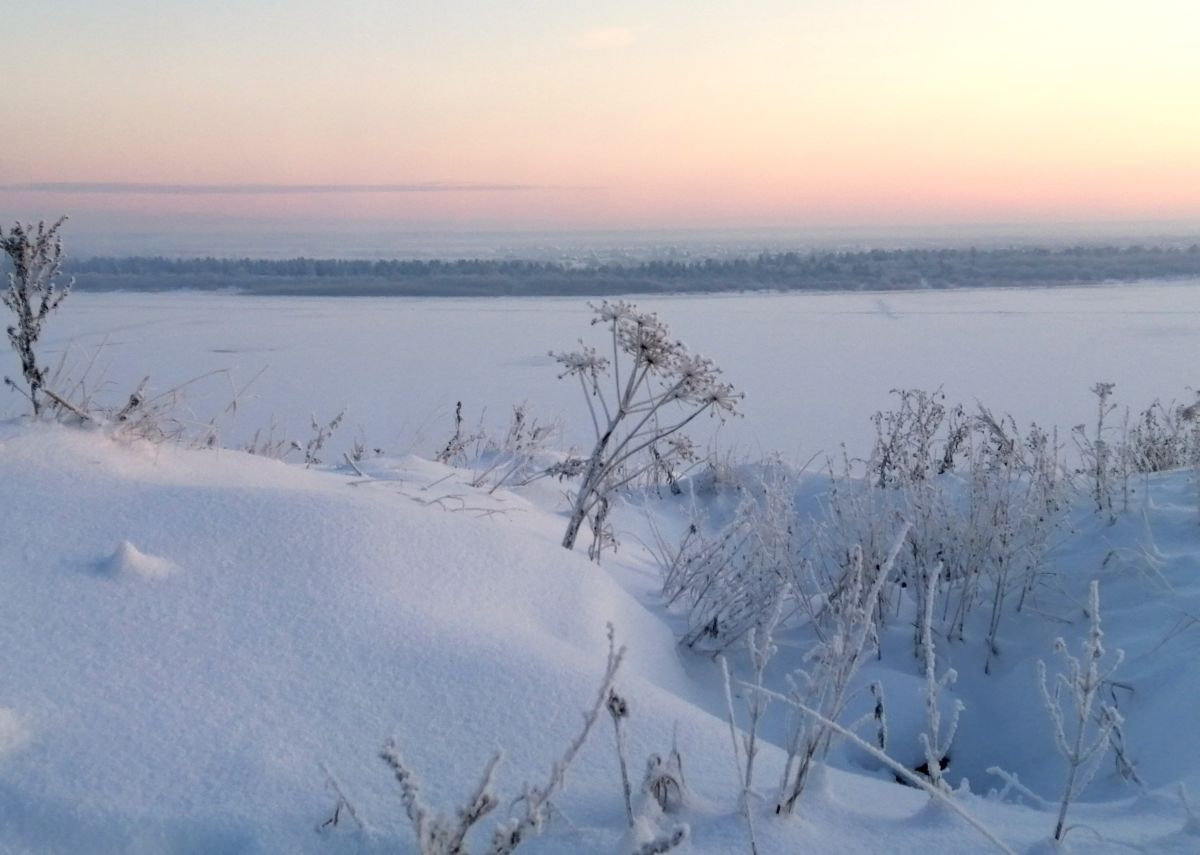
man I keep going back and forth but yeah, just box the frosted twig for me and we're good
[747,683,1016,855]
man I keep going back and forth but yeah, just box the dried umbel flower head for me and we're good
[554,301,744,556]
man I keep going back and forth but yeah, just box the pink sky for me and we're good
[3,0,1199,236]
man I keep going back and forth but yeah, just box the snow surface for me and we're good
[0,420,1199,853]
[3,283,1200,852]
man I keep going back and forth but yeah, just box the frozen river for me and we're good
[18,281,1200,463]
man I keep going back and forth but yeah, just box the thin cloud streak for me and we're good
[3,182,552,195]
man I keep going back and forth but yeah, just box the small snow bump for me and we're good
[102,540,177,580]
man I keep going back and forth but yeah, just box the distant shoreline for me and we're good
[64,243,1200,297]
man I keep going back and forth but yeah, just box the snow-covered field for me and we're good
[28,281,1200,462]
[3,282,1200,854]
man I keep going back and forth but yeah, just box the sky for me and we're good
[2,0,1199,247]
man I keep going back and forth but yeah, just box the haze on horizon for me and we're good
[3,0,1199,253]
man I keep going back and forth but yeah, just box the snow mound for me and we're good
[101,540,177,579]
[0,424,730,853]
[2,419,1199,853]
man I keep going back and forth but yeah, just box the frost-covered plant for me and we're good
[348,428,384,465]
[1039,581,1125,842]
[718,615,781,854]
[754,682,1017,854]
[436,401,485,466]
[552,301,741,558]
[740,624,776,797]
[720,614,787,855]
[380,625,626,854]
[2,217,72,416]
[870,388,969,487]
[471,403,561,491]
[606,688,635,827]
[99,374,233,446]
[380,741,500,855]
[628,730,686,850]
[605,685,690,850]
[841,395,1067,662]
[1124,397,1200,473]
[775,524,910,815]
[432,401,562,491]
[917,565,963,792]
[664,462,800,651]
[720,655,761,855]
[642,741,688,815]
[302,409,345,467]
[28,344,249,449]
[868,680,888,752]
[1073,382,1119,517]
[489,625,625,853]
[965,409,1066,670]
[245,417,302,459]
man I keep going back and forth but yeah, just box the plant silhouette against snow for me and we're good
[553,301,741,557]
[2,218,72,416]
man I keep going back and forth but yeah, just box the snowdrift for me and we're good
[1,422,1199,853]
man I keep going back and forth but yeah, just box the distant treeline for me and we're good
[65,243,1200,297]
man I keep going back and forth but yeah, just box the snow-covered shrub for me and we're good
[1071,385,1200,516]
[775,525,909,815]
[2,217,72,416]
[963,410,1066,671]
[839,394,1067,664]
[663,462,800,651]
[1039,581,1125,843]
[1124,398,1200,473]
[663,388,1066,673]
[552,301,741,558]
[870,387,969,487]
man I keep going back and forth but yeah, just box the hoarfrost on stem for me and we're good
[1039,580,1125,842]
[553,300,741,558]
[2,217,72,416]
